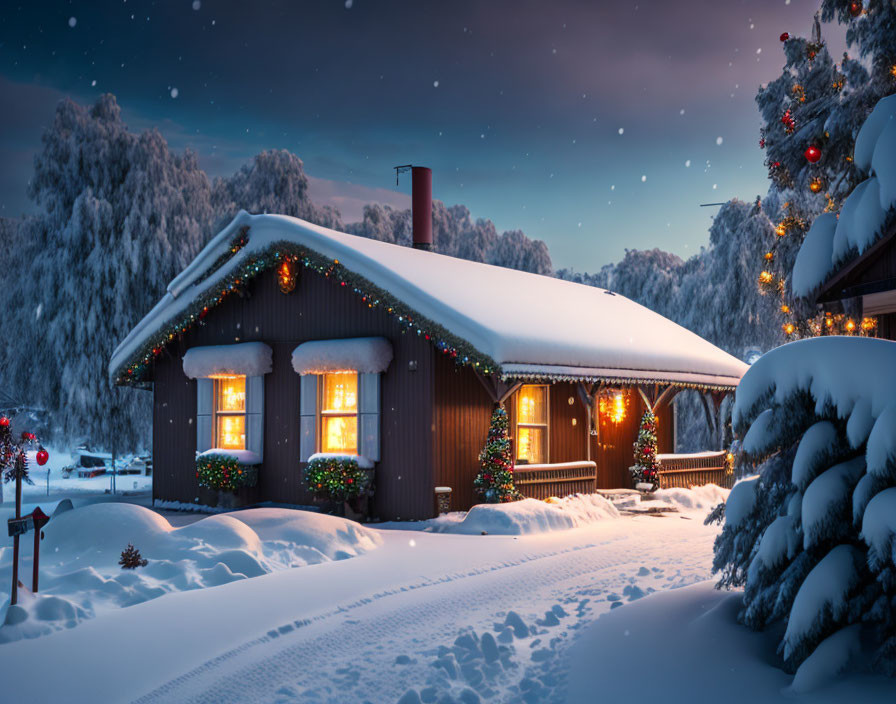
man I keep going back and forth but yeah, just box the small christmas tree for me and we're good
[119,544,148,569]
[629,410,660,490]
[474,405,519,503]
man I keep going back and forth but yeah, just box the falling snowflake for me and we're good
[68,16,77,28]
[713,184,718,189]
[433,80,439,88]
[345,0,353,7]
[617,128,624,135]
[679,109,685,115]
[192,0,201,9]
[91,79,96,86]
[170,87,179,98]
[716,136,723,146]
[685,160,691,167]
[641,175,647,182]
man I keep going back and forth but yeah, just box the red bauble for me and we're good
[805,145,822,163]
[780,32,789,42]
[0,416,8,428]
[849,2,863,18]
[36,449,49,466]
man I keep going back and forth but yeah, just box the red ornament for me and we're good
[0,416,8,428]
[780,32,789,42]
[36,449,49,466]
[849,2,862,18]
[804,145,822,163]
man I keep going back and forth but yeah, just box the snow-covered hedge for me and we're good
[713,337,896,683]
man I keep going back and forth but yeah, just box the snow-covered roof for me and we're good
[111,211,748,389]
[792,94,896,298]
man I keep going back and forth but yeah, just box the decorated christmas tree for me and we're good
[474,405,519,503]
[757,8,896,337]
[629,410,660,490]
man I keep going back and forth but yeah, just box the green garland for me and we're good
[114,231,498,385]
[196,453,258,493]
[193,226,250,287]
[303,456,373,502]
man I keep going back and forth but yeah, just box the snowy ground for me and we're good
[567,582,895,704]
[2,484,887,703]
[1,488,726,703]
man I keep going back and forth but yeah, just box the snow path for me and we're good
[129,515,716,704]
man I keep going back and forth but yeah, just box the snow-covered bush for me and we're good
[713,337,896,680]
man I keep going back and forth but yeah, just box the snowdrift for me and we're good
[0,504,380,642]
[567,582,894,702]
[420,486,728,536]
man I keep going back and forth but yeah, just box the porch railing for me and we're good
[656,451,733,489]
[513,461,598,500]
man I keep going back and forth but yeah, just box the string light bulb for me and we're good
[783,323,795,335]
[759,271,774,285]
[809,177,823,193]
[845,319,856,332]
[775,223,787,237]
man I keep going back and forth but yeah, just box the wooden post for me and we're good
[10,459,22,606]
[30,507,49,593]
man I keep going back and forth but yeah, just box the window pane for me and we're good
[216,415,246,450]
[518,385,547,425]
[322,373,358,413]
[517,427,545,464]
[217,377,246,412]
[322,415,358,454]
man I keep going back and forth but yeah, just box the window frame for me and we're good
[213,375,247,451]
[318,371,360,455]
[514,383,550,464]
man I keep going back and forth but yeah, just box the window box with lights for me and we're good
[292,337,393,518]
[183,342,272,505]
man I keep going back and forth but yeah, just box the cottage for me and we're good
[792,94,896,340]
[111,205,747,520]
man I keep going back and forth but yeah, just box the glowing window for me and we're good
[320,372,358,454]
[214,376,246,450]
[516,384,548,464]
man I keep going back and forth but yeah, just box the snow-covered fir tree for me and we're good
[13,95,215,450]
[715,337,896,678]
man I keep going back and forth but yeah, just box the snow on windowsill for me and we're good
[292,337,393,375]
[308,452,374,469]
[183,342,273,379]
[197,449,262,465]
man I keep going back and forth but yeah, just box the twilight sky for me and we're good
[0,0,848,271]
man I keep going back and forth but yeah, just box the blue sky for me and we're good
[0,0,848,271]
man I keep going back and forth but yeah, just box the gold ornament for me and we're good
[809,177,823,193]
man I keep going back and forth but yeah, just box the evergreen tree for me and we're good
[16,95,215,451]
[756,14,871,334]
[629,410,660,489]
[474,405,519,503]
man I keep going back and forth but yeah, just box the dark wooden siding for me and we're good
[432,358,494,513]
[876,312,896,341]
[150,266,435,521]
[548,383,590,463]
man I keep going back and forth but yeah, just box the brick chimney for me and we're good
[411,166,432,250]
